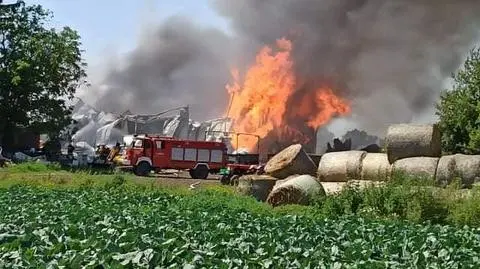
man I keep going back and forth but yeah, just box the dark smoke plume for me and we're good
[91,0,480,135]
[93,16,233,120]
[213,0,480,134]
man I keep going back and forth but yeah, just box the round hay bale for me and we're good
[266,174,325,207]
[264,144,317,179]
[360,153,392,181]
[453,154,480,187]
[317,151,366,182]
[435,155,456,187]
[320,182,347,195]
[272,174,300,187]
[320,180,384,195]
[349,180,385,189]
[392,157,439,181]
[235,175,277,202]
[386,124,441,164]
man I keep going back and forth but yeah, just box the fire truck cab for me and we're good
[120,134,228,179]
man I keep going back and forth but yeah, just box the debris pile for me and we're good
[69,98,234,149]
[326,138,351,153]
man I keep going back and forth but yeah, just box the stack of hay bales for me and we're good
[316,150,391,186]
[236,144,327,207]
[385,123,480,186]
[386,124,441,180]
[235,123,480,205]
[314,123,444,183]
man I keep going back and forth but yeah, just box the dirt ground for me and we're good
[145,170,221,188]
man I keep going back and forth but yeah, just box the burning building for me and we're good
[84,0,480,156]
[225,38,350,154]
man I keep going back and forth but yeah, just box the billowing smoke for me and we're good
[213,0,480,135]
[92,16,233,121]
[90,0,480,136]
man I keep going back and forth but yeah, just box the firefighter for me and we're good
[107,142,121,163]
[96,145,109,160]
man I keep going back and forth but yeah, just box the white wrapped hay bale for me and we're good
[360,153,392,181]
[435,155,457,186]
[264,144,317,179]
[235,175,277,202]
[266,174,325,207]
[317,151,366,182]
[386,124,441,164]
[392,157,439,180]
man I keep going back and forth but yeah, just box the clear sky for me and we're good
[22,0,230,67]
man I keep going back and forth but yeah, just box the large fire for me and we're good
[225,37,350,153]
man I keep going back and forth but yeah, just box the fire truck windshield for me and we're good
[132,139,143,148]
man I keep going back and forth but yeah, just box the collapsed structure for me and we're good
[66,98,383,158]
[68,98,234,153]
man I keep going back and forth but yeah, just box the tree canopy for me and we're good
[0,1,86,148]
[436,47,480,154]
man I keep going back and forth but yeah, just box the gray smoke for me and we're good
[213,0,480,134]
[92,0,480,134]
[93,16,233,120]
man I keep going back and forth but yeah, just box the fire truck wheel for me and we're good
[135,162,151,177]
[190,165,209,179]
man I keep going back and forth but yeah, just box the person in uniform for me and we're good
[107,142,121,162]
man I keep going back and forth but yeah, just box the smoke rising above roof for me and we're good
[88,0,480,134]
[93,16,233,121]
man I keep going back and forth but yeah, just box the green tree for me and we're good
[436,47,480,154]
[0,1,87,148]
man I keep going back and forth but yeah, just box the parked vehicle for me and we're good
[210,132,266,185]
[118,134,228,178]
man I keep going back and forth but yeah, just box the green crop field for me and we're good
[1,184,480,268]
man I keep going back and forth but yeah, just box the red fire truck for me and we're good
[119,134,228,179]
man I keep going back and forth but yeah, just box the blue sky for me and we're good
[22,0,230,67]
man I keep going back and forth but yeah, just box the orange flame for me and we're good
[226,37,351,152]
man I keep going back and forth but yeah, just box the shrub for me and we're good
[436,47,480,154]
[447,186,480,226]
[314,172,453,224]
